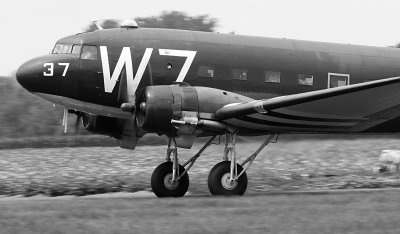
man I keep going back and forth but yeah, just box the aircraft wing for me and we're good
[34,92,133,119]
[215,76,400,133]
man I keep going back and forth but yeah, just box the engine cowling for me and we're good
[135,84,254,136]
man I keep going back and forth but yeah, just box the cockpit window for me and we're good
[61,44,72,54]
[52,43,81,55]
[71,45,82,55]
[81,45,98,60]
[52,44,64,54]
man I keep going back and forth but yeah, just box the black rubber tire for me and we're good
[151,162,189,197]
[208,161,247,196]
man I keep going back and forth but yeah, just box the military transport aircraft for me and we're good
[16,20,400,197]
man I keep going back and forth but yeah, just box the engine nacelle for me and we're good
[135,84,253,136]
[81,113,141,150]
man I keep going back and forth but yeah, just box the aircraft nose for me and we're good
[16,57,43,91]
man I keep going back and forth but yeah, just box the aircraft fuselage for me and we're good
[16,27,400,137]
[17,28,400,107]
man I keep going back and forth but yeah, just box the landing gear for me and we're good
[207,133,278,196]
[151,136,216,197]
[150,133,278,197]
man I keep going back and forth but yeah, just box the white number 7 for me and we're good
[159,49,197,82]
[58,63,70,77]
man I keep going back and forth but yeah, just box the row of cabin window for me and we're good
[52,44,316,86]
[198,65,314,86]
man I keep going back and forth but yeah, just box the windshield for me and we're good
[52,44,82,55]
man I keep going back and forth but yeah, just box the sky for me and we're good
[2,0,400,76]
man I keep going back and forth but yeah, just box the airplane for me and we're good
[15,20,400,197]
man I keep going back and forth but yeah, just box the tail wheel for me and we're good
[151,162,189,197]
[208,161,247,196]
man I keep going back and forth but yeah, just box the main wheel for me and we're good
[151,162,189,197]
[208,161,248,196]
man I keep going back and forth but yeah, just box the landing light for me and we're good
[121,103,135,112]
[139,102,147,114]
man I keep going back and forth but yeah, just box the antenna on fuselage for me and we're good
[92,20,104,30]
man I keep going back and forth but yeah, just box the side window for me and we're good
[265,71,281,83]
[71,45,82,55]
[198,65,214,78]
[232,68,247,80]
[328,73,350,88]
[298,74,313,86]
[81,45,98,60]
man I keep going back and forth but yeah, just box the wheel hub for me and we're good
[164,173,179,190]
[221,173,238,190]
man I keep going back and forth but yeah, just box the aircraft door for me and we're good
[78,45,105,103]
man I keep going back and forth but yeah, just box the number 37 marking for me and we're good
[43,63,69,77]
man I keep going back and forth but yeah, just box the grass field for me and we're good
[1,137,400,233]
[0,134,167,149]
[1,189,400,234]
[1,137,400,196]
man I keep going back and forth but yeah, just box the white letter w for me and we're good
[100,46,133,93]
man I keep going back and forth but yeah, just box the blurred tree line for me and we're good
[0,11,217,140]
[85,11,217,32]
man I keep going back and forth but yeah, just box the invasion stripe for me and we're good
[263,111,365,123]
[237,116,351,130]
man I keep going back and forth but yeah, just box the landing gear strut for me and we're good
[208,133,278,196]
[150,133,277,197]
[151,136,216,197]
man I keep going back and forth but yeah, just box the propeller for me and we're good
[117,62,154,149]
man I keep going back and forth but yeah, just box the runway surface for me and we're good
[1,188,400,234]
[2,187,400,200]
